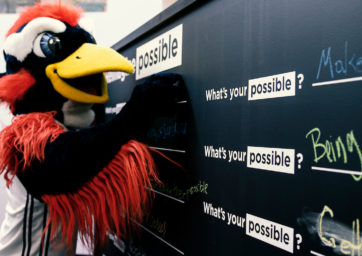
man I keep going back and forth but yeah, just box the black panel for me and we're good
[102,0,362,255]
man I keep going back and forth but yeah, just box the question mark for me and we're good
[297,153,304,169]
[296,234,303,250]
[297,74,304,89]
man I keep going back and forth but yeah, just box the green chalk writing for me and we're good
[306,127,362,181]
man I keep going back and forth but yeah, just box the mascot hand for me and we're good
[114,72,186,136]
[130,73,185,116]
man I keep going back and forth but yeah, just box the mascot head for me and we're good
[0,2,133,127]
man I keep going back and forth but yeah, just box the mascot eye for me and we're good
[33,32,62,58]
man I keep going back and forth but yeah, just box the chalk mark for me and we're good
[310,250,326,256]
[312,76,362,87]
[145,187,185,204]
[136,222,184,255]
[149,146,186,153]
[312,166,362,176]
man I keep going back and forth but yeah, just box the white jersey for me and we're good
[0,103,74,256]
[0,177,71,256]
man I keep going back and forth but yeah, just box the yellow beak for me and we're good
[45,43,134,103]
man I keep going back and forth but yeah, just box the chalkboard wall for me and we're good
[102,0,362,255]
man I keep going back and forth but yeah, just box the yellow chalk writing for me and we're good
[319,205,362,255]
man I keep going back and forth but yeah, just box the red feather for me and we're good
[0,112,65,186]
[42,140,161,250]
[0,69,36,112]
[0,112,162,250]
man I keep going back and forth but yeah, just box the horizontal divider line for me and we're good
[312,76,362,86]
[134,221,184,255]
[312,166,362,176]
[310,250,326,256]
[146,187,185,204]
[149,146,186,153]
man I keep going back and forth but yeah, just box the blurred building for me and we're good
[0,0,107,13]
